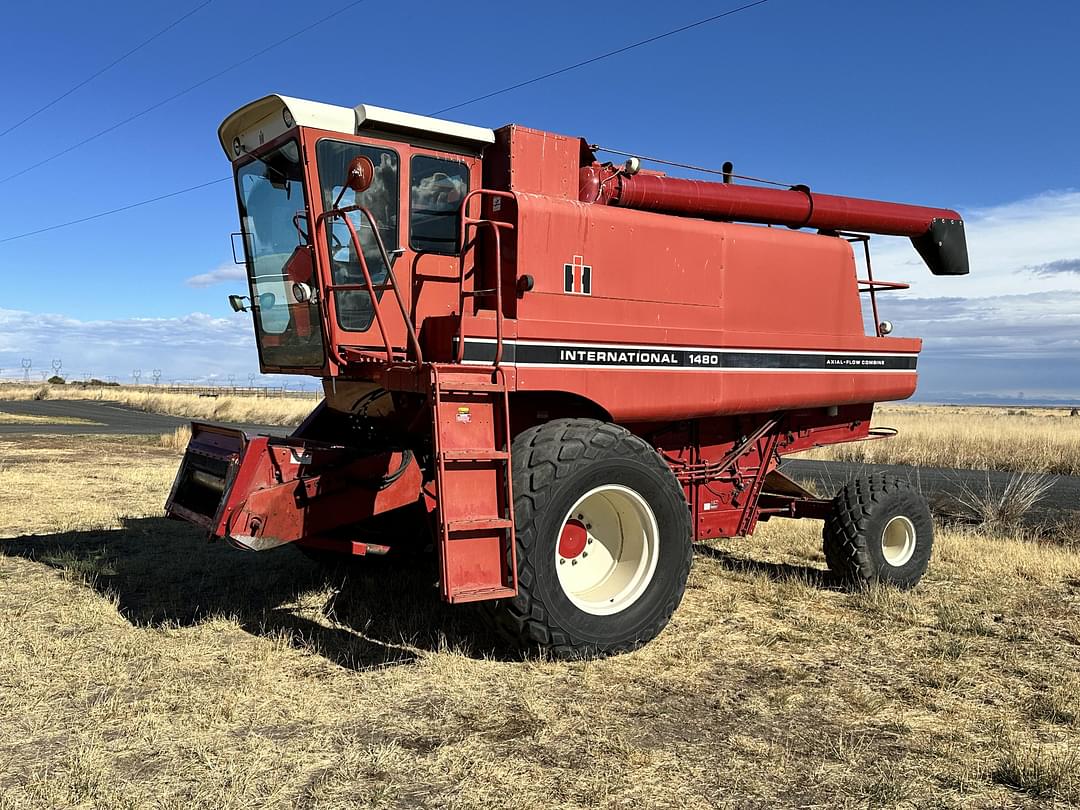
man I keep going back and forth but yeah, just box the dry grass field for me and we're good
[800,404,1080,476]
[1,433,1078,808]
[0,384,314,427]
[0,413,97,426]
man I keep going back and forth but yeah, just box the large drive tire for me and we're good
[823,473,933,589]
[484,418,693,658]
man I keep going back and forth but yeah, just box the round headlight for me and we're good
[282,107,294,128]
[232,137,242,157]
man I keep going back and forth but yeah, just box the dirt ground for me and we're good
[0,434,1078,808]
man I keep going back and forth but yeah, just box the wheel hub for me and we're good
[558,519,589,559]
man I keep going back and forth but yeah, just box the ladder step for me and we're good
[447,517,513,533]
[441,448,510,461]
[448,585,517,604]
[439,380,503,392]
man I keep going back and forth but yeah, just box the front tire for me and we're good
[485,419,693,658]
[823,473,933,589]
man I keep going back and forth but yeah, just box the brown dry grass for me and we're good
[800,403,1080,475]
[0,413,97,426]
[1,434,1078,808]
[159,425,192,452]
[0,384,314,427]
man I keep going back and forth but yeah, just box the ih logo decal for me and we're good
[564,255,592,295]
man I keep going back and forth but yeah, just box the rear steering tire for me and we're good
[823,473,933,589]
[483,418,693,658]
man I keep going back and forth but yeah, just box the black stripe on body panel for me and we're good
[460,340,917,371]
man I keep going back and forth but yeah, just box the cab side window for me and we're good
[410,155,469,254]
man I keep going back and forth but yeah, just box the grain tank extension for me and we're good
[166,95,968,657]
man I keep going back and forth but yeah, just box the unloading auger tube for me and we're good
[579,163,969,277]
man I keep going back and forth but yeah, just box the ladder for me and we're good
[318,193,520,603]
[429,364,517,603]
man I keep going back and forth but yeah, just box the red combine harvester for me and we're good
[167,95,968,657]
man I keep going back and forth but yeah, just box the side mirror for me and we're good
[228,294,250,313]
[332,154,376,210]
[345,154,375,193]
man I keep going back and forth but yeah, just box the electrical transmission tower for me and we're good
[21,358,31,382]
[132,369,141,385]
[152,369,162,385]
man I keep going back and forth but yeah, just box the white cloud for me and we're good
[849,189,1080,400]
[869,189,1080,299]
[0,308,262,383]
[185,263,247,288]
[880,291,1080,400]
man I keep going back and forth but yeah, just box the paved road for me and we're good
[780,458,1079,520]
[0,399,286,437]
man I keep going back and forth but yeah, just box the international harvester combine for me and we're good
[167,95,969,657]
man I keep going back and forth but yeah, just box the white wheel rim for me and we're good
[881,515,917,567]
[555,484,660,616]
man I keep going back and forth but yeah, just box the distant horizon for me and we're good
[1,375,1076,410]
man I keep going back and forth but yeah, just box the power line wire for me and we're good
[0,0,371,186]
[430,0,770,115]
[0,1,214,139]
[0,177,230,244]
[0,0,770,244]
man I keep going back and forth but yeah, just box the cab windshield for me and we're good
[236,140,324,368]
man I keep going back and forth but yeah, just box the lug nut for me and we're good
[571,559,578,566]
[582,552,588,558]
[587,538,593,545]
[559,558,566,565]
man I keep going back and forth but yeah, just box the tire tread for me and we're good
[483,418,692,658]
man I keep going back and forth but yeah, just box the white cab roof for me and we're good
[355,103,494,146]
[218,94,494,158]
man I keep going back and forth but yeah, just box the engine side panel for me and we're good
[455,193,918,422]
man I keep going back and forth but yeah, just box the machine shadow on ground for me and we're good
[693,543,837,588]
[0,517,514,670]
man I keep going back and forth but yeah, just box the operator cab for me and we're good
[219,95,494,376]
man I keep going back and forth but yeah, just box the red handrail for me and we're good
[457,190,517,366]
[315,204,424,364]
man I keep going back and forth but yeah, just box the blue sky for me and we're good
[0,0,1077,399]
